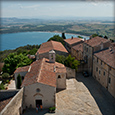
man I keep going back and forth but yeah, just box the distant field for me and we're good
[0,18,114,40]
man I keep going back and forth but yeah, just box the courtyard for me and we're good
[22,73,115,115]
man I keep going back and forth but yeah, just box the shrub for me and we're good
[0,83,5,90]
[2,73,10,79]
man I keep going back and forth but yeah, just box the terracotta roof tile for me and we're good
[64,37,83,45]
[21,58,66,87]
[72,43,83,52]
[84,36,109,47]
[36,40,68,54]
[94,47,115,69]
[14,66,30,74]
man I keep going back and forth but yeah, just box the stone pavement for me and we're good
[22,73,115,115]
[7,80,16,90]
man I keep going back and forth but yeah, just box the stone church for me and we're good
[14,50,66,109]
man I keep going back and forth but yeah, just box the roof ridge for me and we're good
[37,58,45,82]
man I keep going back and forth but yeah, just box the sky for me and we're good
[1,1,114,19]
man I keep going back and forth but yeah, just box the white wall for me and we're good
[24,83,56,109]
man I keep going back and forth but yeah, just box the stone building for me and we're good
[64,37,84,53]
[35,40,68,60]
[83,36,110,75]
[93,44,115,98]
[71,43,83,61]
[14,50,67,109]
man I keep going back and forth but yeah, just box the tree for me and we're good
[28,48,37,55]
[62,33,66,39]
[17,74,22,89]
[48,35,65,45]
[78,36,83,39]
[64,55,80,71]
[91,33,99,38]
[2,53,32,74]
[104,35,108,39]
[56,54,66,64]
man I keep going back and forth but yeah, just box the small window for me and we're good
[36,88,40,92]
[109,67,111,71]
[99,70,101,74]
[108,77,111,84]
[58,75,61,79]
[101,61,102,65]
[103,71,105,76]
[97,58,98,63]
[96,67,98,72]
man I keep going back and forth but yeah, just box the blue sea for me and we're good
[0,31,89,51]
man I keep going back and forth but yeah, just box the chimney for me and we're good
[71,36,73,39]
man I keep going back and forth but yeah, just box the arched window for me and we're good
[58,75,61,79]
[36,88,40,92]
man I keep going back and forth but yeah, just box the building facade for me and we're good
[83,36,110,75]
[93,45,115,98]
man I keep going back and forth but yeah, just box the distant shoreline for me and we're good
[0,30,89,38]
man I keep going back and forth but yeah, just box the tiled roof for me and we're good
[64,37,83,45]
[21,58,66,87]
[36,40,68,54]
[72,43,83,52]
[94,47,115,69]
[84,36,109,47]
[0,97,12,112]
[14,66,30,74]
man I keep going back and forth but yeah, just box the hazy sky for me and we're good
[1,1,114,18]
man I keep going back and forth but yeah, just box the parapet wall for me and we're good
[1,88,24,115]
[66,67,76,79]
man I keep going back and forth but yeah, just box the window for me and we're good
[96,67,98,72]
[101,61,102,65]
[109,67,111,71]
[108,77,111,84]
[58,75,61,79]
[36,88,40,92]
[99,70,101,74]
[103,71,105,76]
[97,58,98,63]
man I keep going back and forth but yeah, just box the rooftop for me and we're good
[72,43,83,52]
[84,36,109,47]
[21,58,66,87]
[36,40,68,55]
[64,37,83,45]
[94,46,115,69]
[14,66,30,74]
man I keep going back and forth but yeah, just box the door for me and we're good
[36,100,42,107]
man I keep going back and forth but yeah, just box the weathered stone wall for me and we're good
[1,88,24,115]
[56,73,66,89]
[66,67,76,78]
[0,90,19,101]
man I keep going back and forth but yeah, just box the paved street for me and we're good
[22,73,115,115]
[7,80,16,90]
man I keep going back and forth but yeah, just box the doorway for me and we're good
[36,100,42,107]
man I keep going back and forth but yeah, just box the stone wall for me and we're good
[66,67,76,79]
[1,88,24,115]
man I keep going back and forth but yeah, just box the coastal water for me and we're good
[0,32,89,51]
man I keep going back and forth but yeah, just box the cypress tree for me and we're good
[17,74,22,89]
